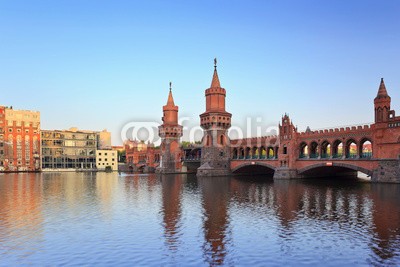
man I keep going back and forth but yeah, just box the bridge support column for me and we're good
[372,160,400,183]
[273,167,300,180]
[197,146,231,177]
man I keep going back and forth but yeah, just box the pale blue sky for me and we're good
[1,0,399,145]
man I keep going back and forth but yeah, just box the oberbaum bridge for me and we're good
[138,59,400,183]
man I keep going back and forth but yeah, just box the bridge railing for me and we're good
[232,156,277,160]
[361,152,372,158]
[298,152,373,160]
[183,157,201,161]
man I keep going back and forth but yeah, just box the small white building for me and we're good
[96,149,118,171]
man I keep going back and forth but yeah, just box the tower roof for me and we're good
[166,82,175,107]
[376,78,390,99]
[210,58,221,88]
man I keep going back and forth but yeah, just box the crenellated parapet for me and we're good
[298,124,373,137]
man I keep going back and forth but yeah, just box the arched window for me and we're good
[239,148,245,159]
[345,139,358,158]
[309,141,318,158]
[260,146,266,159]
[360,139,372,158]
[245,147,251,159]
[206,135,211,146]
[321,141,331,158]
[232,148,238,159]
[299,142,308,158]
[220,135,225,146]
[332,140,343,158]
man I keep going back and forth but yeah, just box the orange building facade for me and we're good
[0,106,41,172]
[124,140,160,172]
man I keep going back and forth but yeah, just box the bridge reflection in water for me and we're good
[0,173,399,266]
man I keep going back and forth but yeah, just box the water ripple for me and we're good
[0,173,399,266]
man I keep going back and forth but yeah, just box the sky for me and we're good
[0,0,399,145]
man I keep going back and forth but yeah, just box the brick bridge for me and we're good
[153,61,400,182]
[228,122,378,178]
[179,75,400,182]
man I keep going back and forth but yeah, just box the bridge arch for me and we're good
[359,138,372,158]
[298,162,373,177]
[231,162,276,175]
[251,146,259,159]
[239,147,245,159]
[299,142,308,158]
[321,140,331,158]
[232,148,238,159]
[345,138,358,158]
[245,147,251,159]
[332,139,343,158]
[310,141,319,158]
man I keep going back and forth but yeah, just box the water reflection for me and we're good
[199,177,231,266]
[0,173,44,261]
[160,174,183,251]
[0,173,399,266]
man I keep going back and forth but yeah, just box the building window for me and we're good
[112,158,115,161]
[8,129,12,133]
[99,153,102,156]
[99,158,102,161]
[105,153,108,156]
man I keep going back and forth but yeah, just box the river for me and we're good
[0,172,399,266]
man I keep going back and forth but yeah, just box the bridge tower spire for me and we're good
[374,78,392,123]
[197,59,232,176]
[157,82,183,174]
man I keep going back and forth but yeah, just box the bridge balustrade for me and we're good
[346,153,358,159]
[361,152,372,158]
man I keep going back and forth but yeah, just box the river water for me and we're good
[0,172,399,266]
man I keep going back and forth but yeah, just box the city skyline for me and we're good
[1,1,400,145]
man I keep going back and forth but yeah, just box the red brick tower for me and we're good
[374,78,392,123]
[274,114,299,179]
[197,59,232,176]
[157,83,183,174]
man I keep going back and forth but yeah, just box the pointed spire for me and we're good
[376,78,389,98]
[210,58,221,88]
[166,82,175,106]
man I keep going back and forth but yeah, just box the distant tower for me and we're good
[197,59,232,176]
[273,113,299,180]
[278,113,297,166]
[157,83,183,174]
[374,78,393,123]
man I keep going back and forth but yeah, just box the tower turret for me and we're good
[197,59,232,177]
[157,83,183,174]
[374,78,392,123]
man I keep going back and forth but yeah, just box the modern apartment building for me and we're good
[41,127,111,170]
[0,106,41,171]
